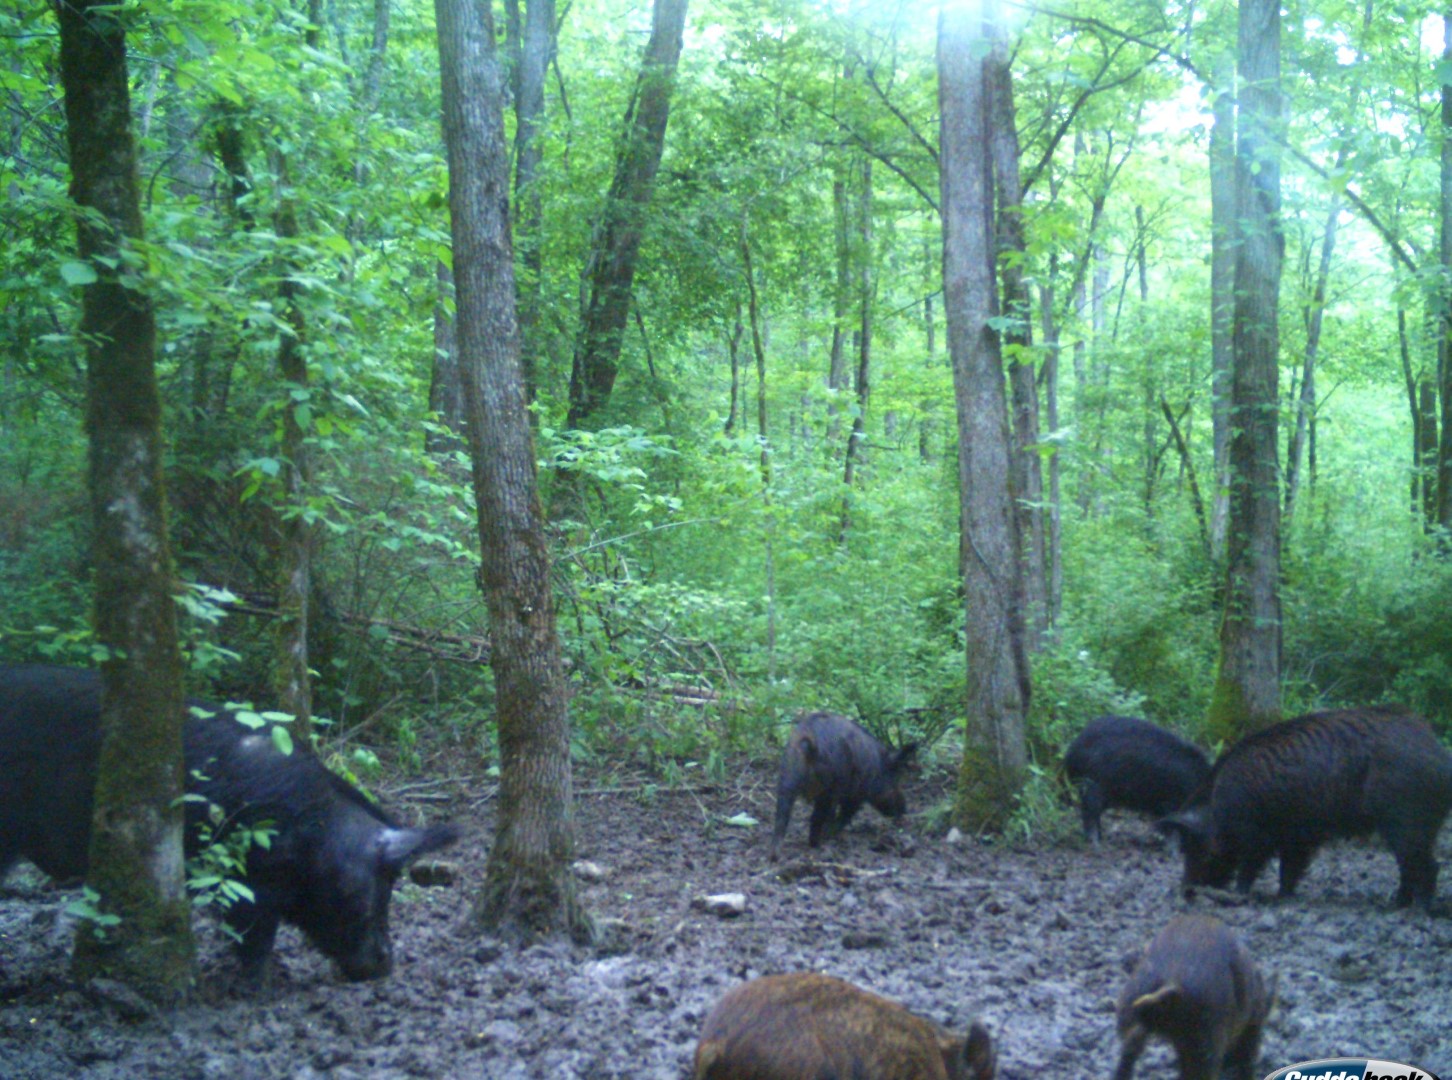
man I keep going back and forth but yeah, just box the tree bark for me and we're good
[435,0,586,942]
[565,0,688,429]
[939,0,1030,832]
[986,11,1047,645]
[1208,57,1233,565]
[1208,0,1283,741]
[57,0,195,999]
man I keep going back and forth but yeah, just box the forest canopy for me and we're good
[4,0,1452,817]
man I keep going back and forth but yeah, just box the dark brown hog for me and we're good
[693,972,995,1080]
[0,665,460,982]
[1115,914,1274,1080]
[1159,707,1452,908]
[769,711,915,862]
[1063,714,1209,845]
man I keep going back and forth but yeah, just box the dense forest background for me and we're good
[5,0,1452,829]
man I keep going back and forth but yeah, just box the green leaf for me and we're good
[270,725,294,756]
[60,260,97,285]
[232,709,266,729]
[723,813,758,828]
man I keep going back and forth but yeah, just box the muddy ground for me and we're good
[2,761,1450,1080]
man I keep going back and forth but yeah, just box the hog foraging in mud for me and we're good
[0,665,460,981]
[1159,707,1452,909]
[1114,914,1274,1080]
[1063,714,1209,845]
[693,971,995,1080]
[769,711,915,862]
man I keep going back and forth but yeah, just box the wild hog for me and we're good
[769,712,915,862]
[1064,715,1209,845]
[1115,914,1274,1080]
[1159,707,1452,908]
[0,664,460,981]
[694,972,995,1080]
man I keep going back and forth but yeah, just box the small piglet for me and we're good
[769,711,915,862]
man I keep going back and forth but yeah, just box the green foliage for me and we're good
[1025,633,1146,764]
[4,0,1451,799]
[65,887,123,942]
[183,795,274,930]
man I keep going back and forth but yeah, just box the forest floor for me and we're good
[2,758,1451,1080]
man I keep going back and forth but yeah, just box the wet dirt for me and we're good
[2,763,1450,1080]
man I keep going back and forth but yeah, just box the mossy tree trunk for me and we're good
[57,0,195,1000]
[1208,0,1283,742]
[435,0,587,942]
[938,0,1031,832]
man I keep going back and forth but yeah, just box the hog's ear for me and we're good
[888,742,919,774]
[945,1020,995,1080]
[378,822,462,873]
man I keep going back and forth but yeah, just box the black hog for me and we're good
[694,972,995,1080]
[1115,915,1273,1080]
[1064,715,1210,845]
[1160,707,1452,909]
[768,711,915,862]
[0,665,459,981]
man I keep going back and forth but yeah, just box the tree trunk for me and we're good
[923,237,937,363]
[1285,192,1342,524]
[435,0,586,942]
[724,303,743,435]
[938,0,1030,832]
[515,0,556,409]
[1135,205,1157,525]
[986,13,1047,645]
[1208,57,1234,565]
[565,0,688,430]
[57,0,195,999]
[1437,7,1452,538]
[1208,0,1283,741]
[827,163,851,443]
[741,221,777,680]
[1038,274,1063,627]
[428,260,469,453]
[840,158,872,540]
[272,153,313,728]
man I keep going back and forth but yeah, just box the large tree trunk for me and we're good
[435,0,586,942]
[1208,0,1283,741]
[515,0,556,408]
[57,0,195,999]
[565,0,688,430]
[1208,54,1235,565]
[986,21,1046,644]
[938,0,1030,832]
